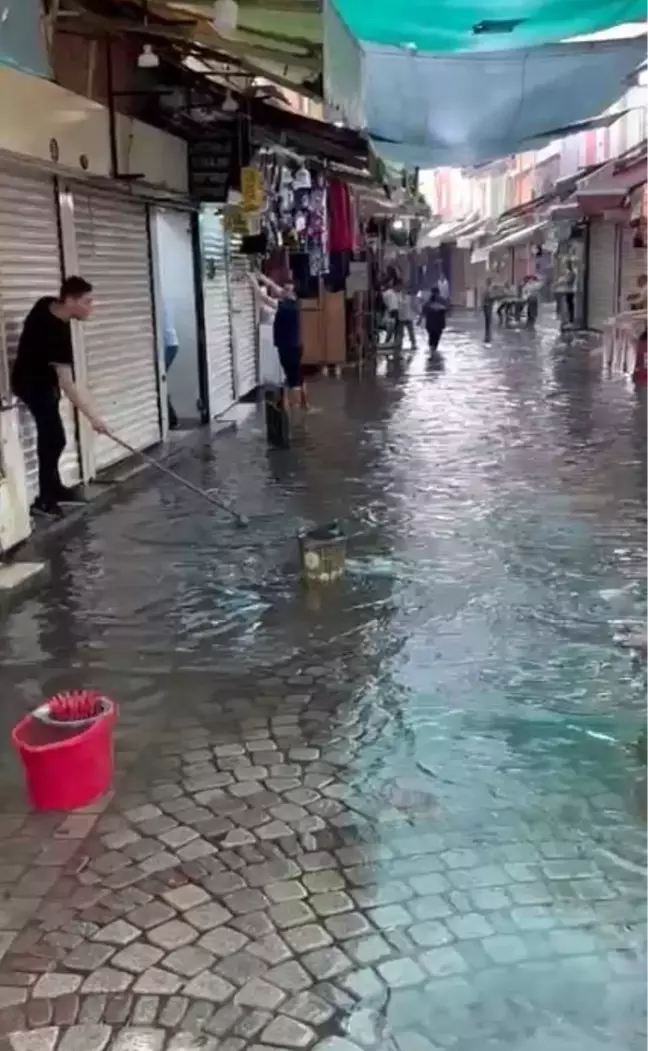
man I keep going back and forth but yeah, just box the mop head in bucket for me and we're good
[34,691,110,728]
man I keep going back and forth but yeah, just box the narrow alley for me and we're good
[0,317,645,1051]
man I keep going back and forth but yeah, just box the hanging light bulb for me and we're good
[221,90,239,113]
[137,43,159,69]
[212,0,238,34]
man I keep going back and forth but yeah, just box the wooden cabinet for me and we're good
[299,298,321,365]
[299,288,347,365]
[322,290,346,364]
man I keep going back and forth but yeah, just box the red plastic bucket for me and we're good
[12,693,117,811]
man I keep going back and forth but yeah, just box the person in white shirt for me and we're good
[397,288,417,350]
[163,304,179,429]
[381,283,400,345]
[437,273,450,304]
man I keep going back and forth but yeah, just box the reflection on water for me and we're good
[0,315,646,1047]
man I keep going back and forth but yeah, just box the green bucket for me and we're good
[298,521,347,583]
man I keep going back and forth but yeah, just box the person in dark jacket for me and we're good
[482,277,495,343]
[421,286,447,353]
[251,273,308,410]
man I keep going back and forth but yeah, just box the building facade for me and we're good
[420,84,647,313]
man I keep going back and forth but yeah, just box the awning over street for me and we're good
[487,221,548,253]
[471,220,548,262]
[575,143,648,213]
[422,220,462,247]
[456,219,495,249]
[548,197,583,221]
[324,7,646,168]
[328,0,646,54]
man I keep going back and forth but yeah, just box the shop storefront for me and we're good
[199,207,235,418]
[0,165,82,499]
[72,188,161,469]
[618,193,647,306]
[617,220,646,306]
[150,208,204,430]
[227,235,258,399]
[585,218,620,331]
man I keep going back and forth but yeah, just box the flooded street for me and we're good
[0,314,645,1050]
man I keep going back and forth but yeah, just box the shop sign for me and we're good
[240,167,265,212]
[189,129,237,202]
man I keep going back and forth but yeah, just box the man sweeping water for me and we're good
[11,276,107,518]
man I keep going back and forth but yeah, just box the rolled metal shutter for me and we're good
[586,219,618,331]
[0,169,81,498]
[74,190,160,470]
[200,212,235,417]
[619,225,646,307]
[228,235,257,398]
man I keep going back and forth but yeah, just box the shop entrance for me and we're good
[152,209,203,429]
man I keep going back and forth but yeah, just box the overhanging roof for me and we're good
[58,0,323,92]
[330,1,645,54]
[575,140,648,211]
[480,219,548,257]
[325,13,646,168]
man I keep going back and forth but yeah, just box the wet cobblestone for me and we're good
[0,317,645,1049]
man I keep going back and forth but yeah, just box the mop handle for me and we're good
[108,432,246,524]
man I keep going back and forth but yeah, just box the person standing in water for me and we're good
[437,271,450,307]
[421,286,447,353]
[163,304,180,430]
[11,276,107,518]
[482,277,495,343]
[396,285,417,351]
[251,272,308,410]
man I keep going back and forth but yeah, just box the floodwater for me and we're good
[0,314,646,1048]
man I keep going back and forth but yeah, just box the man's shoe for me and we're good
[31,498,64,519]
[56,485,85,504]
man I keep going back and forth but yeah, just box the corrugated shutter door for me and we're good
[587,219,618,331]
[74,191,160,469]
[200,212,234,417]
[0,169,81,498]
[619,225,646,306]
[228,236,257,398]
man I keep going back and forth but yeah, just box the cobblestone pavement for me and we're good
[0,316,645,1050]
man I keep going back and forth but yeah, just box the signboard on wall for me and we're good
[189,127,239,203]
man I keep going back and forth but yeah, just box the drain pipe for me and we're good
[105,36,120,180]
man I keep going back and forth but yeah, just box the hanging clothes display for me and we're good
[257,157,330,294]
[327,179,353,292]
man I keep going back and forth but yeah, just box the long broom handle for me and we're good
[107,432,248,526]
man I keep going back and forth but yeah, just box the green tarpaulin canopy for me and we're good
[330,0,646,52]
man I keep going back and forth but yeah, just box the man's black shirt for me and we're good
[11,297,74,396]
